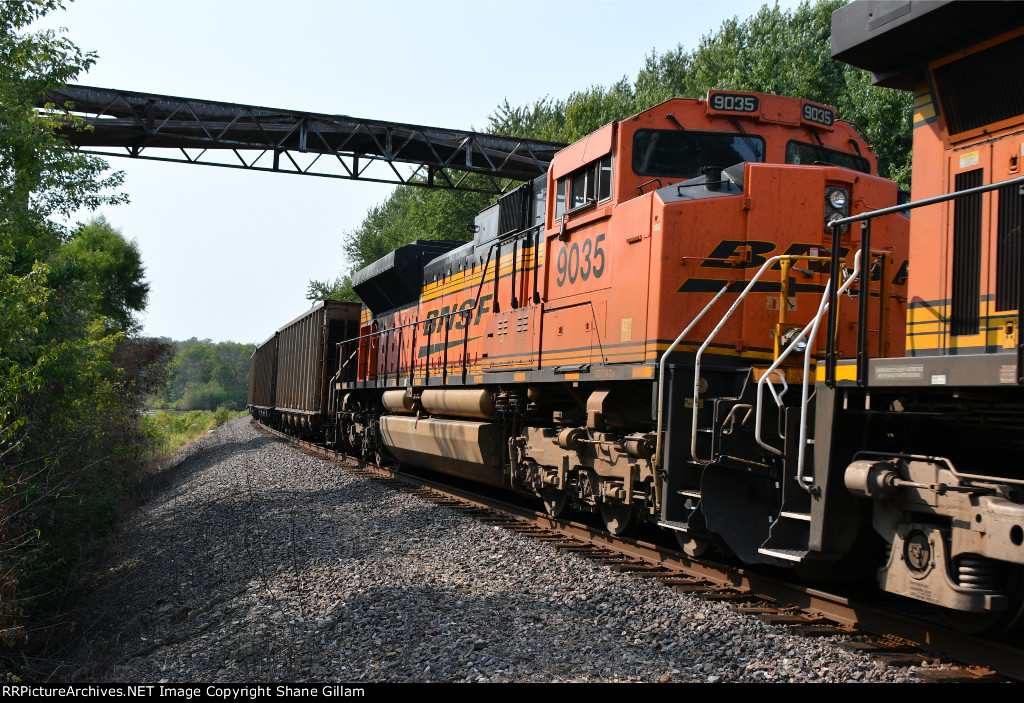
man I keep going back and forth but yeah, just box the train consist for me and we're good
[250,1,1024,630]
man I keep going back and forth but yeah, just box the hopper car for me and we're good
[248,0,1024,630]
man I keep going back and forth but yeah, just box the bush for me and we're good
[142,407,247,459]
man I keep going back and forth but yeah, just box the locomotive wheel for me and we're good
[937,600,1024,635]
[542,489,570,519]
[675,532,711,557]
[599,501,638,536]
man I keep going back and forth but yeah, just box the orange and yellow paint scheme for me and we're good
[354,91,907,389]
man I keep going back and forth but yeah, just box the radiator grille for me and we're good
[498,182,532,236]
[932,33,1024,136]
[996,181,1024,312]
[951,169,983,336]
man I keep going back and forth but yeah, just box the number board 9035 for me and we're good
[708,93,759,114]
[801,103,835,128]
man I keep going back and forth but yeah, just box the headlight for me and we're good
[828,188,848,210]
[825,186,850,234]
[827,211,849,234]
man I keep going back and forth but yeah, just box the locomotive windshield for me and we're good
[632,129,764,178]
[785,141,870,173]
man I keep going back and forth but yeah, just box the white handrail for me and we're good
[690,255,787,463]
[751,250,864,492]
[795,249,864,492]
[654,283,731,469]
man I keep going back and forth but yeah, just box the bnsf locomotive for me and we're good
[250,0,1024,631]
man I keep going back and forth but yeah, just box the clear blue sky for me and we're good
[36,0,802,344]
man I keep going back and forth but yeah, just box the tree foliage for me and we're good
[314,0,912,297]
[307,176,493,301]
[0,0,127,275]
[157,339,255,412]
[0,0,168,659]
[49,215,149,333]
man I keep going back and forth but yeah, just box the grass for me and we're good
[142,407,248,459]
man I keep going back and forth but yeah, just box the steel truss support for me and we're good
[40,85,565,194]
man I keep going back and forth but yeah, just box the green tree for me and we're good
[308,175,494,301]
[630,0,911,182]
[0,0,165,661]
[159,339,256,411]
[48,215,149,333]
[306,273,358,303]
[0,0,127,275]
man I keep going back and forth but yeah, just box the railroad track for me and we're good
[256,421,1022,682]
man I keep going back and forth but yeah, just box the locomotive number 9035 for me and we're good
[555,233,606,287]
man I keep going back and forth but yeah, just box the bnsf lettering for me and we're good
[556,233,606,287]
[891,260,908,287]
[773,243,851,273]
[453,298,475,330]
[474,294,492,326]
[423,307,455,334]
[422,294,492,335]
[710,93,759,113]
[701,240,776,269]
[697,240,908,287]
[423,309,439,335]
[802,104,834,127]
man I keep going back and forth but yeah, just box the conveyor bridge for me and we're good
[40,85,566,194]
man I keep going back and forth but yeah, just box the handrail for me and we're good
[826,174,1024,229]
[652,282,731,523]
[754,250,863,464]
[337,232,541,386]
[774,255,833,358]
[690,255,787,464]
[825,174,1024,387]
[654,283,732,469]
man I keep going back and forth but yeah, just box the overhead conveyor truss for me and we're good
[40,85,566,194]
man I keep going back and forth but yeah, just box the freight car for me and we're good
[248,0,1024,629]
[248,300,361,438]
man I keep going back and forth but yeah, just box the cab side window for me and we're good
[555,155,612,220]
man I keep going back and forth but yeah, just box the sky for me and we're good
[34,0,803,344]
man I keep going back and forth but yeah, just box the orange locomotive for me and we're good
[329,89,909,570]
[826,1,1024,629]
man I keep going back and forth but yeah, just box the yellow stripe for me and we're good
[907,299,1019,351]
[815,363,857,383]
[421,247,541,302]
[913,82,936,125]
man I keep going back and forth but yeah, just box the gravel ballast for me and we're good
[67,418,920,682]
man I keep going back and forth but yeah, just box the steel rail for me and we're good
[255,420,1024,681]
